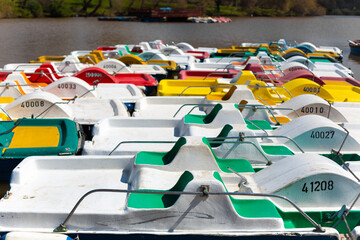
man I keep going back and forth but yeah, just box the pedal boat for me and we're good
[0,136,358,239]
[0,118,83,180]
[0,91,129,124]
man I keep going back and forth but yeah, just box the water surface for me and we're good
[0,16,359,76]
[0,16,360,195]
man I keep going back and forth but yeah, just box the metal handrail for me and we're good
[208,139,272,165]
[253,70,279,83]
[0,82,45,88]
[173,103,215,117]
[337,124,349,154]
[247,84,284,103]
[237,104,300,125]
[109,140,177,155]
[178,85,232,96]
[35,100,74,119]
[0,105,12,121]
[325,99,332,119]
[54,188,324,233]
[58,61,80,73]
[257,97,272,107]
[108,137,273,164]
[330,124,360,182]
[240,104,300,117]
[0,72,11,81]
[208,135,304,153]
[247,84,293,102]
[12,63,42,72]
[37,70,55,83]
[202,72,233,80]
[244,118,268,136]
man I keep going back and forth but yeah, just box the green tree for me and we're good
[48,0,71,17]
[28,0,43,17]
[0,0,16,17]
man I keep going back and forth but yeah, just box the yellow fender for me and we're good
[78,50,105,64]
[245,80,291,103]
[282,78,335,102]
[231,71,257,85]
[158,79,229,96]
[206,85,237,101]
[118,55,146,65]
[323,85,360,102]
[30,56,65,63]
[282,48,307,58]
[90,50,105,63]
[147,60,177,70]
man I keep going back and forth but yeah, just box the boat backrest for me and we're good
[213,171,281,218]
[127,170,194,209]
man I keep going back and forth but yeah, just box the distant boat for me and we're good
[97,16,137,21]
[348,40,360,55]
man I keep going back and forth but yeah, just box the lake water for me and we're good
[0,16,360,77]
[0,15,360,194]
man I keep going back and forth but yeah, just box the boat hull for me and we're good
[0,232,340,240]
[349,40,360,55]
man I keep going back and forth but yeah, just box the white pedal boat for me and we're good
[139,51,197,69]
[1,91,129,124]
[240,94,360,124]
[95,59,167,76]
[0,136,358,239]
[133,85,255,118]
[83,103,248,155]
[279,61,353,78]
[0,73,144,104]
[84,102,360,162]
[285,56,353,76]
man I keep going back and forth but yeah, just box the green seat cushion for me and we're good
[245,119,273,130]
[202,138,254,173]
[213,172,281,218]
[210,124,233,148]
[216,158,254,173]
[135,138,187,165]
[184,104,222,124]
[127,171,194,209]
[261,145,294,156]
[322,153,360,165]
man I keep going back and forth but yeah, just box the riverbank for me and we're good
[1,0,360,18]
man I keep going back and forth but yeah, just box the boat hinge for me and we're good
[200,185,209,197]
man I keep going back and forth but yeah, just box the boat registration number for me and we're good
[303,87,320,93]
[21,101,45,108]
[302,180,334,193]
[86,73,102,78]
[58,83,77,89]
[310,130,335,139]
[301,106,324,114]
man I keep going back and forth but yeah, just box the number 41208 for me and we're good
[302,180,334,193]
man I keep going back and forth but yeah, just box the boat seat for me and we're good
[135,137,187,165]
[321,153,360,165]
[245,119,274,130]
[127,171,194,209]
[209,124,233,148]
[261,145,294,156]
[135,136,254,173]
[213,171,281,218]
[270,116,291,124]
[203,138,254,173]
[184,103,222,124]
[206,85,237,101]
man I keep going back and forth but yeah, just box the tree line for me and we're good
[0,0,359,18]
